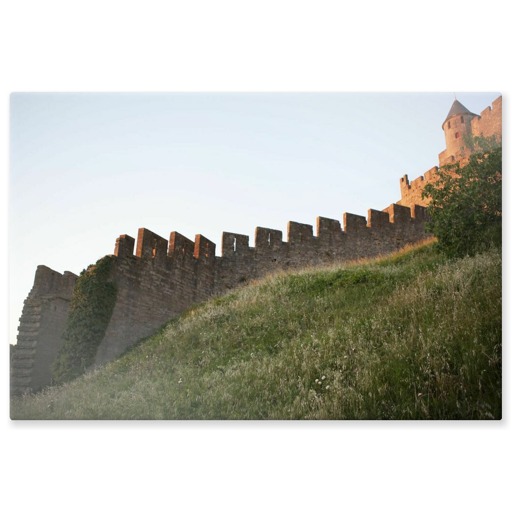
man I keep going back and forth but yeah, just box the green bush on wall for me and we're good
[422,139,502,258]
[52,256,117,385]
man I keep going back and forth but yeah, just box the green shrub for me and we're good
[422,140,501,257]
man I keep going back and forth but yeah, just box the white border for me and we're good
[1,2,509,511]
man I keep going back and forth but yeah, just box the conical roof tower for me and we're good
[439,98,478,165]
[442,99,477,129]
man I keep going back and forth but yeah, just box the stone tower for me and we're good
[398,95,501,209]
[439,99,478,166]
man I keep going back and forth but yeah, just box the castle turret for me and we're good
[438,99,477,166]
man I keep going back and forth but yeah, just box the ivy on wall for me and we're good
[52,256,117,385]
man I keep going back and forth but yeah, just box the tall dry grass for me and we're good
[11,243,501,420]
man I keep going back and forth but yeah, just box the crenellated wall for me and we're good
[12,202,429,394]
[472,96,502,141]
[400,96,502,208]
[398,166,439,208]
[95,202,428,364]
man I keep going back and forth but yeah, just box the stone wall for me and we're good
[10,266,77,395]
[399,96,502,208]
[96,202,428,364]
[473,96,502,141]
[12,202,429,394]
[398,166,439,210]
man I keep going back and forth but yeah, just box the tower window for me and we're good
[455,132,460,139]
[461,116,464,123]
[448,121,451,129]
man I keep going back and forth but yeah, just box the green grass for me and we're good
[11,241,502,420]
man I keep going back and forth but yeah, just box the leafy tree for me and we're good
[422,140,501,257]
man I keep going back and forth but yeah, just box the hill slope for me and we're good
[11,242,502,420]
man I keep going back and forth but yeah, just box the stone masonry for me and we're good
[11,267,77,396]
[398,96,502,208]
[12,203,428,394]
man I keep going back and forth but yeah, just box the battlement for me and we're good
[169,231,195,258]
[115,228,218,263]
[114,234,135,258]
[399,166,439,207]
[222,232,250,257]
[113,203,426,269]
[471,95,502,142]
[317,216,342,237]
[367,209,389,228]
[400,94,502,209]
[255,227,283,251]
[287,221,313,245]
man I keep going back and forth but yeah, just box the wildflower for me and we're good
[178,378,183,384]
[322,375,326,380]
[326,385,330,390]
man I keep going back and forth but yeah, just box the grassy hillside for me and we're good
[11,241,502,420]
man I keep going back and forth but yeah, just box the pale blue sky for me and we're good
[9,92,500,343]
